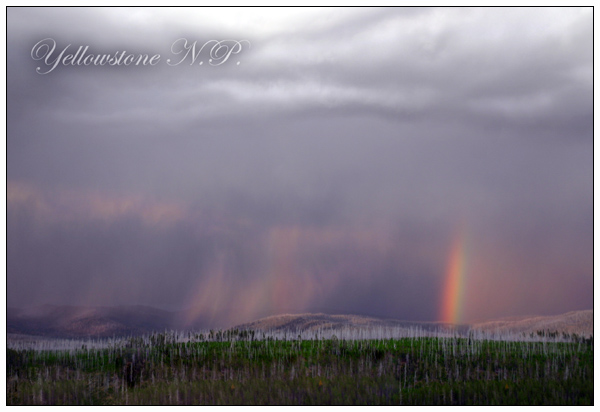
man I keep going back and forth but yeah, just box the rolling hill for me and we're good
[470,310,593,337]
[7,305,179,338]
[7,305,593,339]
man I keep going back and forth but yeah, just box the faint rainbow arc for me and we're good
[440,230,468,324]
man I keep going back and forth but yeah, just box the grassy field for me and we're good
[6,330,593,405]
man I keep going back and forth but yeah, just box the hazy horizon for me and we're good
[7,301,593,332]
[7,7,593,327]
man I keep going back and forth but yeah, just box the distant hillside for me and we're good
[234,313,454,334]
[470,310,593,337]
[235,310,593,338]
[7,305,179,338]
[7,305,592,339]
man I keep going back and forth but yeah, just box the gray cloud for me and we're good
[6,7,592,326]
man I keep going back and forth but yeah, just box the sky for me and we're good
[6,7,593,327]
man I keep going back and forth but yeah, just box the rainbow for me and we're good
[440,229,468,324]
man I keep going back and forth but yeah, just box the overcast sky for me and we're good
[6,7,593,327]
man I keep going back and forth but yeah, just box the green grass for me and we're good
[7,333,593,405]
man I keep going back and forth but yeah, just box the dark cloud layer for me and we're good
[7,7,592,327]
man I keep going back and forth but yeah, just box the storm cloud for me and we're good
[7,7,592,327]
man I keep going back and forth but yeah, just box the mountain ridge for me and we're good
[6,305,593,339]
